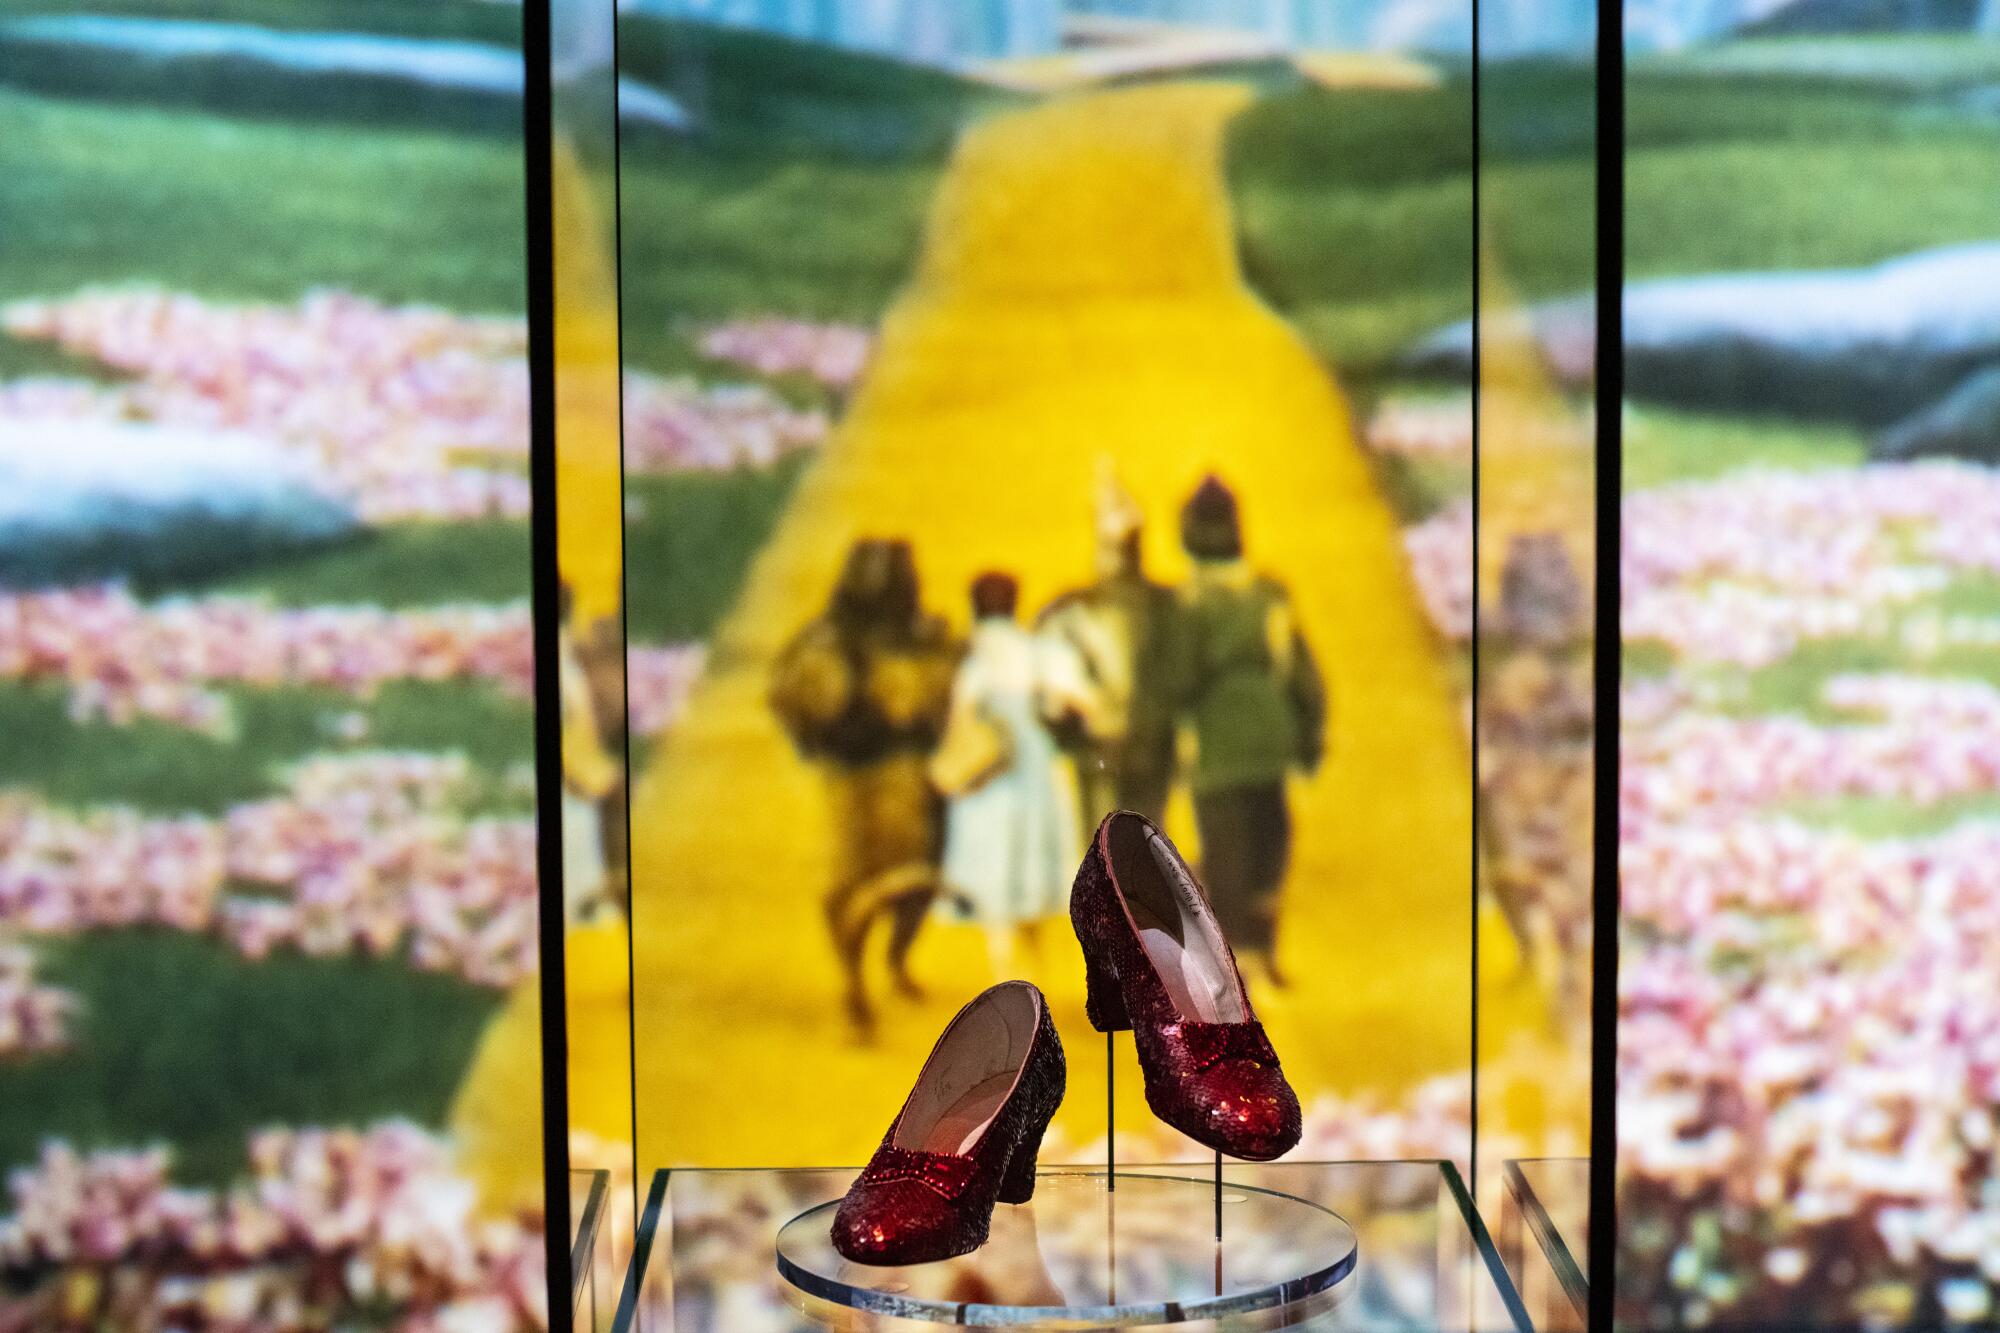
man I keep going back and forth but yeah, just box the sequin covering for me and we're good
[853,1146,986,1201]
[831,982,1065,1266]
[1070,811,1303,1161]
[1172,1019,1279,1073]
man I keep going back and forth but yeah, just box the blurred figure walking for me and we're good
[1036,465,1180,834]
[932,572,1083,980]
[558,583,619,923]
[770,538,959,1038]
[1172,476,1326,988]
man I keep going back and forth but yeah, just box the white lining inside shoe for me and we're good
[893,983,1042,1155]
[1105,816,1246,1025]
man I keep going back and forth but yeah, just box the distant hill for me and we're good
[615,14,1009,160]
[1743,0,1983,35]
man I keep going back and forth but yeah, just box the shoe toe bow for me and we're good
[1191,1063,1301,1160]
[1157,1021,1302,1160]
[832,1170,981,1265]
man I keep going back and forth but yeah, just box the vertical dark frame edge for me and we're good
[1588,0,1625,1325]
[522,0,574,1325]
[1467,0,1483,1197]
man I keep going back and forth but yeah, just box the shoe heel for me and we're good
[997,1101,1056,1205]
[1083,952,1132,1033]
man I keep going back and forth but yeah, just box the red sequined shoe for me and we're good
[831,981,1065,1265]
[1070,810,1301,1160]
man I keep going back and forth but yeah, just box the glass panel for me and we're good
[0,0,549,1328]
[574,1166,615,1330]
[1470,0,1601,1284]
[552,0,641,1304]
[1500,1157,1588,1331]
[613,0,1481,1188]
[615,1162,1525,1332]
[1616,12,2000,1330]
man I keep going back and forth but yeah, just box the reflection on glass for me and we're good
[556,0,641,1304]
[574,1166,615,1329]
[1468,0,1600,1265]
[1500,1157,1588,1331]
[450,0,640,1312]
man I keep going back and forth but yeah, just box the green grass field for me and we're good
[4,14,1999,1185]
[0,91,525,313]
[7,931,499,1186]
[623,463,805,641]
[0,681,510,812]
[203,521,533,608]
[1227,58,2000,388]
[7,0,518,42]
[1623,407,1869,489]
[611,16,1001,375]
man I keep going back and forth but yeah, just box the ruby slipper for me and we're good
[1070,810,1301,1161]
[831,981,1065,1265]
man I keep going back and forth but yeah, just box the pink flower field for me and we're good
[1,291,834,523]
[1381,400,2000,1322]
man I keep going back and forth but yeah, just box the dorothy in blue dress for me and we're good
[932,571,1085,978]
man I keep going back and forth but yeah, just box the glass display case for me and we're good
[520,0,1607,1328]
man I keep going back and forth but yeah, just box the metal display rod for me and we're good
[1103,1030,1224,1243]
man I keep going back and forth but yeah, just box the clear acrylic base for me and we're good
[774,1169,1358,1327]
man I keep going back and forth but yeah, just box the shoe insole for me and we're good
[1123,828,1245,1025]
[930,1070,1025,1155]
[895,984,1040,1155]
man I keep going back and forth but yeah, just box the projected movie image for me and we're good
[546,0,1600,1255]
[1611,11,2000,1328]
[0,2,580,1326]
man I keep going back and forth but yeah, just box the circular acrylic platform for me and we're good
[775,1169,1358,1327]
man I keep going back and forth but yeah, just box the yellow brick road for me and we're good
[459,82,1558,1194]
